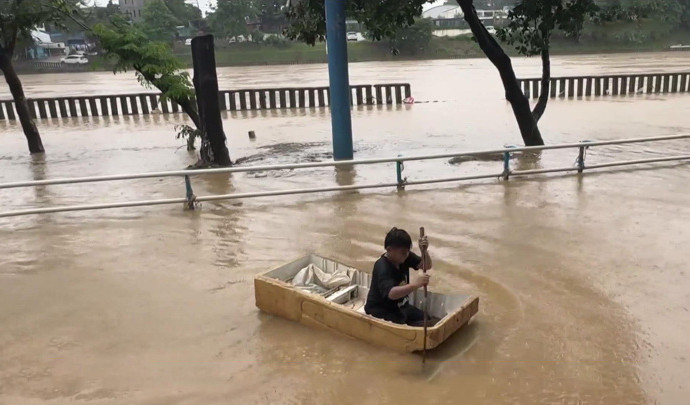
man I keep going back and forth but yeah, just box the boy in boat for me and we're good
[364,227,432,326]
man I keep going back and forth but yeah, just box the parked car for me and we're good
[347,32,358,42]
[185,38,192,46]
[60,55,88,64]
[228,35,247,44]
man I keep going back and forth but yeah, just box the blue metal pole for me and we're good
[325,0,353,160]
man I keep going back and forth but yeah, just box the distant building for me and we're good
[422,4,507,37]
[119,0,150,22]
[25,29,67,60]
[422,5,463,20]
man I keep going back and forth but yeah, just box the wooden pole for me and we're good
[420,226,428,364]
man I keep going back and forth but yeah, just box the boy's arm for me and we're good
[388,275,428,300]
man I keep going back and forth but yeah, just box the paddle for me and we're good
[419,226,429,364]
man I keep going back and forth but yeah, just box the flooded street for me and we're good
[1,52,689,404]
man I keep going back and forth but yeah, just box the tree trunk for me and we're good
[0,53,45,154]
[191,35,232,166]
[456,0,544,146]
[531,46,550,122]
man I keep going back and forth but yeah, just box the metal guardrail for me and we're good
[0,134,688,218]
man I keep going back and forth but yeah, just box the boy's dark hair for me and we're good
[384,227,412,250]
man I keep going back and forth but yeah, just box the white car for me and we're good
[61,55,88,64]
[347,32,358,42]
[185,38,192,46]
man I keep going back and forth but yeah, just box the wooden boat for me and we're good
[254,254,479,352]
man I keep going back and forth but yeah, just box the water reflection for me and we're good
[334,164,356,187]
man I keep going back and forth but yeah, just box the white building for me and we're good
[422,5,464,20]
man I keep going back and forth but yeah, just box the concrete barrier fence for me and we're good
[0,83,412,121]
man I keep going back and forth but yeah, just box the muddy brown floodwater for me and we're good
[1,52,689,404]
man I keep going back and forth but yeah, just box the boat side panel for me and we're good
[300,299,421,352]
[425,296,479,351]
[254,276,304,322]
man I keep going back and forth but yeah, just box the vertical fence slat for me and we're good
[645,75,653,94]
[238,91,247,110]
[318,88,326,107]
[288,89,296,109]
[520,80,528,96]
[585,77,592,96]
[394,85,403,104]
[628,76,636,94]
[0,103,5,120]
[566,77,575,98]
[107,96,118,116]
[671,74,679,93]
[612,76,620,96]
[653,75,662,94]
[228,91,237,111]
[298,89,306,108]
[147,94,158,112]
[138,95,149,114]
[532,80,539,99]
[278,90,286,109]
[577,78,584,97]
[47,99,58,118]
[258,90,267,109]
[306,87,316,108]
[679,73,688,93]
[247,90,256,110]
[355,87,364,105]
[88,97,99,117]
[119,96,130,115]
[663,74,671,93]
[95,98,105,117]
[57,98,67,117]
[365,86,373,104]
[66,98,77,117]
[268,90,277,109]
[36,99,48,119]
[375,85,383,104]
[404,84,411,99]
[78,98,89,116]
[594,77,601,96]
[5,101,15,120]
[620,76,628,95]
[160,98,170,114]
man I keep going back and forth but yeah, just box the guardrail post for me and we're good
[502,145,515,180]
[184,175,197,210]
[396,155,406,190]
[577,140,591,173]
